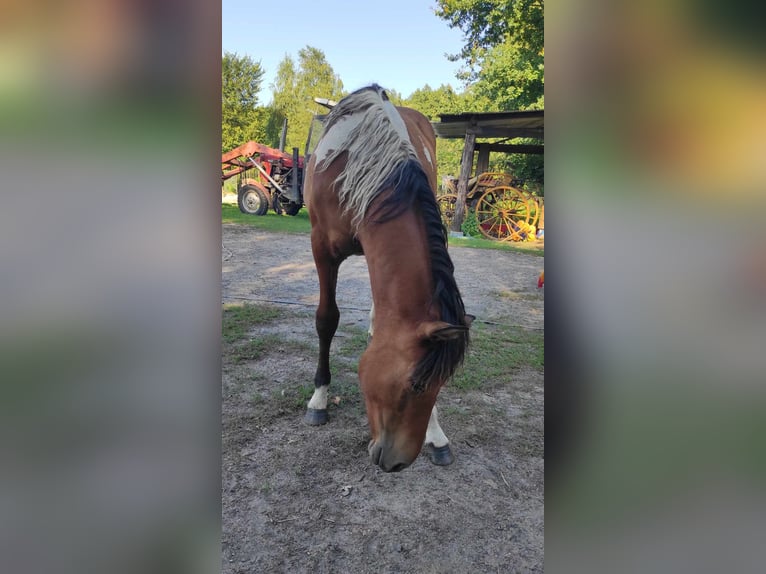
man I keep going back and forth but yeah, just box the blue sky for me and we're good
[222,0,467,103]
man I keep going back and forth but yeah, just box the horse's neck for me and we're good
[359,214,436,329]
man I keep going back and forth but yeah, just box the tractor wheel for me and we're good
[271,192,283,215]
[238,184,269,215]
[474,186,534,241]
[283,202,301,216]
[271,192,302,216]
[436,194,459,230]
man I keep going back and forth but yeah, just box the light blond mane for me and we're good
[315,85,418,228]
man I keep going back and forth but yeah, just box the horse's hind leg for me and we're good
[424,406,454,465]
[305,244,341,426]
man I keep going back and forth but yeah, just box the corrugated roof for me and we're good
[432,110,544,140]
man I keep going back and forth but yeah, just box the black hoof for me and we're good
[305,408,328,426]
[426,443,454,466]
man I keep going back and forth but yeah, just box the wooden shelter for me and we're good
[431,110,544,232]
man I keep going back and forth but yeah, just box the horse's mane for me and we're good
[316,84,419,229]
[318,84,469,390]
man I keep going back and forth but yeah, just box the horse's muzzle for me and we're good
[368,438,412,473]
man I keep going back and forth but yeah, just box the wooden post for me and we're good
[475,144,490,176]
[451,131,476,233]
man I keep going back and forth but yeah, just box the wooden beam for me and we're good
[451,131,476,233]
[465,127,543,139]
[475,143,544,155]
[476,146,490,175]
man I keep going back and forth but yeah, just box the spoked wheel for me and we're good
[474,186,535,241]
[237,184,269,215]
[436,193,459,230]
[524,193,541,229]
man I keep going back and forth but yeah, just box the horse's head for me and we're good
[358,318,472,472]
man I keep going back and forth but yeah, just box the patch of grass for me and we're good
[338,328,369,356]
[222,204,312,234]
[222,302,282,343]
[451,322,544,391]
[497,289,541,301]
[222,203,543,254]
[228,334,283,363]
[449,236,545,256]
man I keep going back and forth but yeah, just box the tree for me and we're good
[270,46,345,153]
[434,0,544,110]
[434,0,544,186]
[404,84,471,184]
[222,52,265,152]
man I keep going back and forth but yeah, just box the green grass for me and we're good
[222,203,544,254]
[452,322,544,390]
[222,302,282,343]
[228,334,284,363]
[449,235,544,256]
[222,204,312,233]
[222,301,543,401]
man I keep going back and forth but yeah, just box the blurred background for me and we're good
[0,1,220,573]
[1,0,765,572]
[546,0,766,572]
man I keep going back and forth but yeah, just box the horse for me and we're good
[302,84,473,472]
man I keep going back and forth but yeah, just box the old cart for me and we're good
[438,172,543,241]
[431,110,544,242]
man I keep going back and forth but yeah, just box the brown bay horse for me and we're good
[303,85,473,472]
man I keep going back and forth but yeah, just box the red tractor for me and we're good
[221,99,335,216]
[221,142,304,216]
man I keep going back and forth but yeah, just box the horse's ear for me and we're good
[464,314,476,328]
[417,321,468,342]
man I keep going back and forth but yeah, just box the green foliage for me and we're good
[402,84,472,182]
[460,209,480,237]
[434,0,544,184]
[222,52,266,152]
[435,0,543,97]
[270,46,345,154]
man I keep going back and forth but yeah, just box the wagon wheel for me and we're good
[474,186,534,241]
[436,193,459,230]
[237,184,269,215]
[523,194,541,229]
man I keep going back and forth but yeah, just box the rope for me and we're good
[222,295,543,331]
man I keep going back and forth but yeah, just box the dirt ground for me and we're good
[222,223,544,573]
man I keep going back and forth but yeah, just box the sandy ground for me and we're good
[222,223,544,573]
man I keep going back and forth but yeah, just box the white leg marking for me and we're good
[307,386,328,410]
[368,302,375,338]
[425,405,449,448]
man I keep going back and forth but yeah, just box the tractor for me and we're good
[221,98,335,216]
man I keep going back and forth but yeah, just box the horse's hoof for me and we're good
[305,408,328,426]
[426,443,454,466]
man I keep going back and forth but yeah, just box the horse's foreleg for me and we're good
[305,248,340,426]
[424,405,454,465]
[367,302,375,343]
